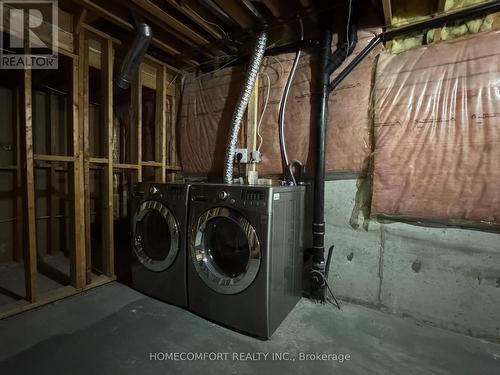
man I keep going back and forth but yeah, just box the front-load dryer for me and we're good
[131,182,189,307]
[187,183,305,338]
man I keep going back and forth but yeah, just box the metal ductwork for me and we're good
[115,17,153,90]
[223,32,267,184]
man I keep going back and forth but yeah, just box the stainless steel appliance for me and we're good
[131,182,189,307]
[187,183,305,338]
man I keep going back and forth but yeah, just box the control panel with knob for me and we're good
[218,190,229,200]
[149,186,159,195]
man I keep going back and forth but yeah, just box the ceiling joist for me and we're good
[72,0,199,66]
[212,0,255,29]
[131,0,210,46]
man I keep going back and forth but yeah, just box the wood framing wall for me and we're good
[0,10,181,319]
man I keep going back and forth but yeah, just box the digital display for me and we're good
[242,190,265,201]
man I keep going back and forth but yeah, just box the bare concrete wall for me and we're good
[325,179,500,341]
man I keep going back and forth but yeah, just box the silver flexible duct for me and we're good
[278,19,303,183]
[223,32,267,184]
[115,17,153,90]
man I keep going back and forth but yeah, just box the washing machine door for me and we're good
[191,207,261,295]
[132,200,180,272]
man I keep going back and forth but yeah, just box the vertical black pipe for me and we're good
[310,27,332,301]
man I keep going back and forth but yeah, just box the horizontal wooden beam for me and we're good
[166,165,182,171]
[88,157,108,164]
[213,0,255,29]
[113,163,140,170]
[141,161,163,167]
[82,24,122,45]
[260,0,281,17]
[34,154,75,162]
[72,0,198,66]
[180,2,224,39]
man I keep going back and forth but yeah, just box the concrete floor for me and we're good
[1,283,499,375]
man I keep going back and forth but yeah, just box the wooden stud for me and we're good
[382,0,393,27]
[246,75,259,175]
[70,57,86,289]
[20,68,38,302]
[102,38,114,277]
[437,0,447,13]
[13,87,24,262]
[158,65,167,182]
[79,31,92,284]
[75,9,88,35]
[169,91,180,178]
[133,71,143,182]
[48,94,58,256]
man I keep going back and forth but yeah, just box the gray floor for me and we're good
[1,282,499,375]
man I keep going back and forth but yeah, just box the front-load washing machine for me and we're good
[131,182,189,307]
[187,183,305,338]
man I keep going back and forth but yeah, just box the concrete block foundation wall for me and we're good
[325,180,500,342]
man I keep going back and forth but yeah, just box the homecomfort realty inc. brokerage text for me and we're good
[149,352,351,363]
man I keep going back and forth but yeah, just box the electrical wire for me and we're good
[265,55,285,81]
[167,74,179,90]
[311,270,342,310]
[346,0,353,60]
[278,18,303,178]
[257,72,270,152]
[184,4,229,40]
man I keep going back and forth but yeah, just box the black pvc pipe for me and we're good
[312,0,500,301]
[309,27,332,301]
[328,34,381,93]
[328,0,500,93]
[311,0,358,301]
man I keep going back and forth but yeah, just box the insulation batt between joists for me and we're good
[179,29,382,176]
[372,30,500,229]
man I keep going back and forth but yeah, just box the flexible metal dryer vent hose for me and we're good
[223,32,267,184]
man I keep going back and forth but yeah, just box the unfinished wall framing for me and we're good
[0,14,181,318]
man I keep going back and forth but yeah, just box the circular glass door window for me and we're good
[191,207,261,294]
[133,200,179,272]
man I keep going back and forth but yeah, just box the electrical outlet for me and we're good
[234,148,248,163]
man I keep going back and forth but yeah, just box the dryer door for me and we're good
[133,200,180,272]
[191,207,261,294]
